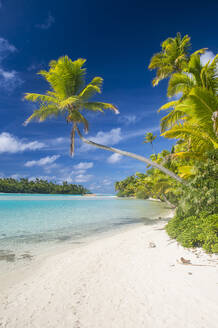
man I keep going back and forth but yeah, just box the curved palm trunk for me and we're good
[161,194,176,209]
[76,127,184,184]
[151,142,157,159]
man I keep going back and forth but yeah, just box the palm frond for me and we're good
[162,123,217,152]
[59,96,80,109]
[176,87,218,137]
[160,109,186,132]
[158,100,179,112]
[178,165,197,179]
[167,73,194,98]
[24,105,63,125]
[39,57,86,98]
[83,101,119,113]
[24,93,58,104]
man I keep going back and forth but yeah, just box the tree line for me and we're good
[0,178,90,195]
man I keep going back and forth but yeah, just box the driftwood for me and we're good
[177,257,216,267]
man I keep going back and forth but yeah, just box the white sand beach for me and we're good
[0,219,217,328]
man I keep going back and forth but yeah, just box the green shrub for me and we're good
[116,190,128,197]
[166,213,218,253]
[176,153,218,218]
[135,190,148,199]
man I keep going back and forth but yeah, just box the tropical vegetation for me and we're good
[23,33,217,252]
[143,132,157,156]
[116,33,218,253]
[0,178,90,194]
[24,56,183,183]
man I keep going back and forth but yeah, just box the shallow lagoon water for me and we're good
[0,194,170,263]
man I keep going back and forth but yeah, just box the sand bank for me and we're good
[0,220,217,328]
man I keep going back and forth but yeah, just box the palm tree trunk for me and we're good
[151,142,157,159]
[161,194,176,208]
[76,127,184,184]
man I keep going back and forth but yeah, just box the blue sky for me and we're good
[0,0,217,193]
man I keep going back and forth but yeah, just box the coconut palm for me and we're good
[158,53,218,159]
[143,132,157,155]
[24,56,183,183]
[159,53,218,132]
[148,33,191,86]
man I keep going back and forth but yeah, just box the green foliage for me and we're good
[0,178,90,195]
[24,56,118,155]
[115,149,180,205]
[166,213,218,253]
[143,132,157,144]
[159,51,218,158]
[148,33,191,86]
[144,132,157,155]
[135,190,148,199]
[176,152,218,218]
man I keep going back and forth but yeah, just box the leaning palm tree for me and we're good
[143,132,157,155]
[148,33,191,86]
[24,56,183,183]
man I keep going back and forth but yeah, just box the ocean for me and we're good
[0,194,170,265]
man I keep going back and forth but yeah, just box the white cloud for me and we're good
[80,128,122,152]
[0,37,16,61]
[79,126,159,152]
[73,162,93,170]
[0,132,45,154]
[90,128,122,145]
[28,175,57,182]
[24,155,60,167]
[36,13,55,29]
[56,162,94,184]
[123,126,159,140]
[89,183,102,190]
[54,137,66,144]
[27,62,45,72]
[119,115,137,125]
[10,174,22,180]
[200,51,216,66]
[0,68,23,90]
[107,153,122,163]
[74,174,93,183]
[102,179,112,186]
[0,37,23,91]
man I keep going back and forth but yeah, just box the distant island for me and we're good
[0,178,90,195]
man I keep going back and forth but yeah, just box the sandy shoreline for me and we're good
[0,218,217,328]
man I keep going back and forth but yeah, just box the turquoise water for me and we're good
[0,194,169,261]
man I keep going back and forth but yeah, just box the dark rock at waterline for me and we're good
[0,250,16,262]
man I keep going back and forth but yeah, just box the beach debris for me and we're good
[148,242,156,248]
[19,253,33,260]
[177,257,215,267]
[180,257,191,264]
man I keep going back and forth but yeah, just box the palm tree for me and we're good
[143,132,157,155]
[148,33,191,86]
[24,56,183,183]
[159,53,218,158]
[159,52,218,132]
